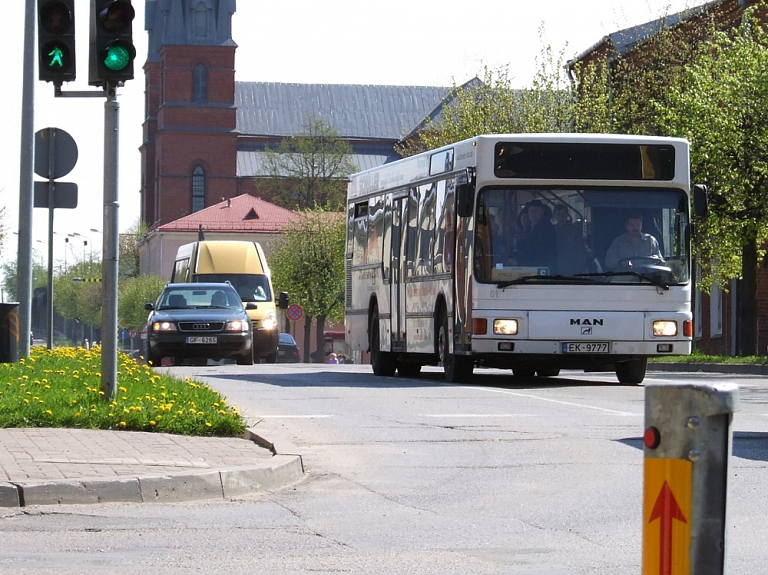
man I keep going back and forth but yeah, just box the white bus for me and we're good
[344,134,707,384]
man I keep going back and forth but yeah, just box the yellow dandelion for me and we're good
[45,410,52,415]
[119,421,126,427]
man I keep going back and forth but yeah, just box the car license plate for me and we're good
[186,336,217,344]
[562,342,609,353]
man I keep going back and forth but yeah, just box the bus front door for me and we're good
[390,196,407,351]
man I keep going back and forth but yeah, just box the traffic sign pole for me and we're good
[642,383,739,575]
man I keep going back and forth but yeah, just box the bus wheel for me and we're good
[438,313,473,383]
[397,361,421,378]
[616,358,647,384]
[537,367,560,377]
[370,308,396,376]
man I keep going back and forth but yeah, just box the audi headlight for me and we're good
[262,312,277,331]
[151,321,177,332]
[493,319,518,335]
[225,319,250,332]
[653,320,678,337]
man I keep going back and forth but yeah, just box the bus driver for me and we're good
[605,213,663,268]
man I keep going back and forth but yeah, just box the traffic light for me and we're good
[89,0,136,86]
[37,0,76,83]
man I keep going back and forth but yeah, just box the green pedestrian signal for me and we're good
[89,0,136,86]
[37,0,76,83]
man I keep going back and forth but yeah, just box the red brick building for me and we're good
[141,1,458,230]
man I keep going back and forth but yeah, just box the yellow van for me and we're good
[171,241,288,363]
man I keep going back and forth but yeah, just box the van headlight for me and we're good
[262,312,277,331]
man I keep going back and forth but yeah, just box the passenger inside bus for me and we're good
[490,207,515,266]
[515,200,557,271]
[553,203,592,276]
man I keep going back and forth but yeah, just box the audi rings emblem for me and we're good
[192,323,210,330]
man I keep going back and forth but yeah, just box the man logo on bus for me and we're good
[570,319,604,326]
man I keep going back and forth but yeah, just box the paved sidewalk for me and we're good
[0,427,303,508]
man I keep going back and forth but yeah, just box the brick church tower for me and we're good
[141,0,238,227]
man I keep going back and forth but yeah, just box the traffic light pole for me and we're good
[18,0,36,359]
[101,85,119,400]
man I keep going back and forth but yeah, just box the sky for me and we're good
[0,0,695,279]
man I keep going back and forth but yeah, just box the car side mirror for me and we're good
[245,302,258,310]
[144,302,154,311]
[277,291,290,310]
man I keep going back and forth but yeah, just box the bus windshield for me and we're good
[474,187,690,286]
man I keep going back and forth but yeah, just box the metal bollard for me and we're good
[642,382,739,575]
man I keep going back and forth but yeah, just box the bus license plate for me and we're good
[562,342,609,353]
[187,336,217,344]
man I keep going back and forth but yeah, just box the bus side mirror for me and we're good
[693,184,708,218]
[456,170,475,218]
[277,291,290,310]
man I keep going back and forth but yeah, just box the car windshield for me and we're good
[474,186,690,287]
[158,286,242,310]
[279,333,296,344]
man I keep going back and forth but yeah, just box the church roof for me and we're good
[235,82,451,141]
[157,194,300,234]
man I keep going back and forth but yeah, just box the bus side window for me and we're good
[418,182,436,275]
[406,189,419,276]
[353,202,368,263]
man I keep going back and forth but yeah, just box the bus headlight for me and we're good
[653,320,678,337]
[493,319,518,335]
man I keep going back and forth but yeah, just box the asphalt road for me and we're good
[1,365,766,574]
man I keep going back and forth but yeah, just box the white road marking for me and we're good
[460,386,640,416]
[256,415,334,418]
[418,414,537,418]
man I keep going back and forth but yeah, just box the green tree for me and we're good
[258,117,356,211]
[119,219,147,280]
[399,33,577,156]
[269,210,345,362]
[53,260,103,330]
[118,273,166,331]
[655,9,768,356]
[1,254,47,302]
[578,10,713,136]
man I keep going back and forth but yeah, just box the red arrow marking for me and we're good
[649,481,687,575]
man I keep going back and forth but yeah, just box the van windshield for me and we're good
[194,274,272,302]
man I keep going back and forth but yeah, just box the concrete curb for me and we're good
[0,427,304,508]
[650,362,768,376]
